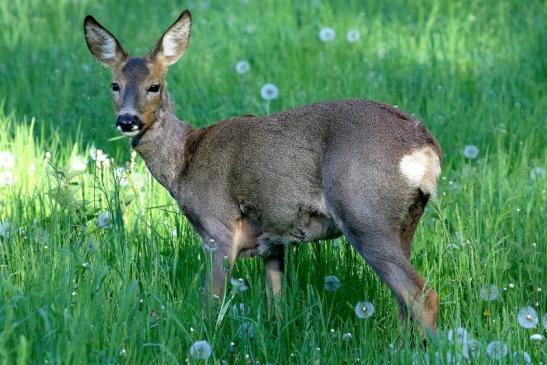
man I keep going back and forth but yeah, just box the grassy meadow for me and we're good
[0,0,545,363]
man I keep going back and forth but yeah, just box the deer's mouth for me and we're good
[117,124,142,137]
[116,113,144,137]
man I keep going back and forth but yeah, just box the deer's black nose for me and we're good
[116,114,142,132]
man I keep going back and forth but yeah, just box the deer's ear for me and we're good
[149,10,192,66]
[84,16,127,66]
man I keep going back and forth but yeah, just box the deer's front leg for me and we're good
[199,216,258,306]
[202,237,235,299]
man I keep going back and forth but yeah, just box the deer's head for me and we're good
[83,10,191,137]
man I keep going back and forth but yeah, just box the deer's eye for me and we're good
[111,83,120,92]
[147,84,160,93]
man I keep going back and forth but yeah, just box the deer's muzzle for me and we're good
[116,114,143,136]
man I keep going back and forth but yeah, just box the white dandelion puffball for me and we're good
[530,333,544,342]
[447,327,469,345]
[235,60,250,75]
[0,222,10,239]
[260,83,279,101]
[0,171,15,186]
[530,166,545,180]
[486,340,508,360]
[462,339,482,360]
[517,306,539,328]
[69,155,88,172]
[346,29,360,43]
[188,340,212,360]
[203,239,218,253]
[89,145,97,160]
[480,284,499,301]
[97,212,112,228]
[512,351,532,364]
[377,46,387,59]
[543,313,547,330]
[354,301,375,319]
[319,27,335,42]
[324,275,341,291]
[464,145,479,159]
[342,332,353,341]
[230,277,249,292]
[0,151,16,169]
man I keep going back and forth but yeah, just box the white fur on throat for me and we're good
[399,146,441,197]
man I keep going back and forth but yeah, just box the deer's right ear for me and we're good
[83,16,127,67]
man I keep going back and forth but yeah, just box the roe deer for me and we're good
[84,9,441,336]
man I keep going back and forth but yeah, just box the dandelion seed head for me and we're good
[69,155,88,172]
[464,145,479,159]
[0,222,10,239]
[230,277,249,292]
[447,327,469,345]
[189,340,212,360]
[346,29,360,43]
[512,351,532,364]
[342,332,353,341]
[97,212,112,228]
[480,284,499,301]
[204,240,218,252]
[486,340,508,360]
[530,167,545,180]
[517,306,539,329]
[260,83,279,101]
[0,151,16,169]
[354,301,375,319]
[543,313,547,330]
[235,60,250,75]
[462,339,482,360]
[319,27,335,42]
[530,333,544,342]
[377,46,387,59]
[324,275,341,291]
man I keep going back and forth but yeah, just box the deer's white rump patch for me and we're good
[399,146,441,197]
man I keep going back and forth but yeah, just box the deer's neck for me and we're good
[131,93,191,195]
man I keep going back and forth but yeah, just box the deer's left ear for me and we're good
[150,10,192,66]
[84,16,127,67]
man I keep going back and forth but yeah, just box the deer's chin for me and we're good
[121,130,140,137]
[117,126,142,137]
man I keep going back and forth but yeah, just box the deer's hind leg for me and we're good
[345,226,438,335]
[396,190,431,335]
[325,187,438,337]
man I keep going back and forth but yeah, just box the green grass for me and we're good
[0,0,545,363]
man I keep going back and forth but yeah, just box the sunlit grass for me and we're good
[0,0,545,363]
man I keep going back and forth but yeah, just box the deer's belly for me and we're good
[236,214,342,258]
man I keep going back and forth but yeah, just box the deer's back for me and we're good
[181,99,440,243]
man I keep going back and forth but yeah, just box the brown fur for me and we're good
[84,9,442,338]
